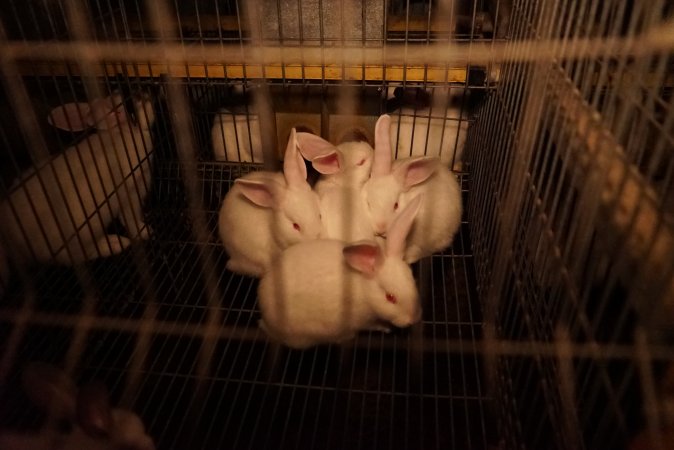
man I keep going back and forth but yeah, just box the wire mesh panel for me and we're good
[469,0,674,449]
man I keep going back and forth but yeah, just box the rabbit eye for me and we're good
[357,158,366,166]
[293,223,301,231]
[394,202,399,210]
[385,293,397,304]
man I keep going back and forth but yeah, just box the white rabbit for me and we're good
[364,114,462,263]
[387,86,469,171]
[295,131,374,195]
[211,108,262,162]
[257,195,424,349]
[0,93,155,265]
[218,128,323,276]
[294,117,396,242]
[389,106,468,171]
[0,362,154,450]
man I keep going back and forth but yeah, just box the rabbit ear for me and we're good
[235,178,283,209]
[386,195,423,258]
[295,132,339,160]
[48,95,127,131]
[283,128,308,187]
[343,241,383,278]
[48,102,94,131]
[295,132,342,175]
[91,94,127,130]
[21,362,78,419]
[311,151,342,175]
[393,157,438,191]
[371,114,392,177]
[77,382,114,438]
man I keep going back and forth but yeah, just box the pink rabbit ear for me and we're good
[77,381,114,438]
[393,157,439,191]
[311,150,342,175]
[21,362,78,419]
[372,114,392,177]
[48,95,127,131]
[283,128,308,187]
[235,178,283,209]
[386,194,423,258]
[295,132,339,161]
[48,102,93,131]
[343,241,383,278]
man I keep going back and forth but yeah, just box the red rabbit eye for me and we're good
[385,293,397,304]
[356,158,366,166]
[293,223,301,231]
[394,202,399,210]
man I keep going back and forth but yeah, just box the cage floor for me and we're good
[0,161,494,450]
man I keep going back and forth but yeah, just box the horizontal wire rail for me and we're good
[2,19,674,66]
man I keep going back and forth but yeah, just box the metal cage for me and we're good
[0,0,672,449]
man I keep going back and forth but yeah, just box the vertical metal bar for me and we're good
[144,0,225,432]
[635,328,666,450]
[240,1,278,170]
[556,327,583,449]
[483,0,553,398]
[211,279,262,448]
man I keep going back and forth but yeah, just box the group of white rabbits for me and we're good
[0,88,463,347]
[0,92,463,446]
[218,114,463,349]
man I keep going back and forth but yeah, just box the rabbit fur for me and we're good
[219,128,323,276]
[258,195,424,349]
[364,115,462,263]
[0,92,155,265]
[211,108,263,162]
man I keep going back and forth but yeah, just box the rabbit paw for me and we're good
[107,235,133,254]
[404,246,425,264]
[94,235,132,258]
[226,258,264,276]
[368,323,392,333]
[137,224,151,240]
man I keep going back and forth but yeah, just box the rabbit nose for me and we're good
[375,223,387,234]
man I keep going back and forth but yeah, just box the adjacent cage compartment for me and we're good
[1,0,674,450]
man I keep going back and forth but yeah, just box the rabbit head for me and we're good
[364,115,440,235]
[343,195,424,328]
[296,131,374,188]
[48,92,127,132]
[235,128,322,248]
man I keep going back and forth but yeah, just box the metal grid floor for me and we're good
[0,161,493,449]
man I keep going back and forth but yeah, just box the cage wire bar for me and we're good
[469,0,674,449]
[0,0,673,449]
